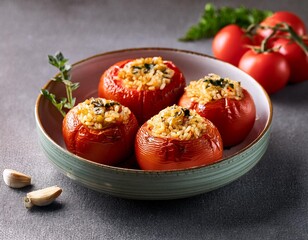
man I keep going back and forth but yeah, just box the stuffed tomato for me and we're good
[178,74,256,147]
[98,57,186,124]
[62,97,139,166]
[135,105,223,171]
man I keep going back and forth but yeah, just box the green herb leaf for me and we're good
[48,55,59,68]
[64,98,76,109]
[179,3,273,41]
[41,52,79,117]
[40,89,66,117]
[70,82,80,91]
[181,108,190,117]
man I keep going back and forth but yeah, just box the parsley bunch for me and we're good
[180,3,272,41]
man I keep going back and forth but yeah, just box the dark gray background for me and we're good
[1,0,308,239]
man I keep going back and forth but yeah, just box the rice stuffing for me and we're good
[146,105,208,141]
[76,98,131,130]
[185,73,243,105]
[116,57,175,91]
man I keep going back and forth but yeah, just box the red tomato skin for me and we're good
[251,34,264,46]
[62,106,139,166]
[135,121,223,171]
[212,24,252,66]
[273,38,308,83]
[259,11,307,39]
[98,60,186,124]
[238,50,290,94]
[178,89,256,147]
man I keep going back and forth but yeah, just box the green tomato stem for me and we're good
[257,23,308,55]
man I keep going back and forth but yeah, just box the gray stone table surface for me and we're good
[1,0,308,239]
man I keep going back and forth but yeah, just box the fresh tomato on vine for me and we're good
[238,49,290,94]
[273,38,308,83]
[258,11,307,39]
[212,24,252,66]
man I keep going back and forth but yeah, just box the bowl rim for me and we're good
[35,47,273,174]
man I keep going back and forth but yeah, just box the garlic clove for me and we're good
[3,169,31,188]
[24,186,62,209]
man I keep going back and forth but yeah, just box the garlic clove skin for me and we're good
[3,169,32,188]
[24,186,62,209]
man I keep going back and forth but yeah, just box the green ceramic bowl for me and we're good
[35,48,272,200]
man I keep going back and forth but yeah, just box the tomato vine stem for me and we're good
[247,23,308,55]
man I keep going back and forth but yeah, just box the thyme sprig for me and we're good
[41,52,79,117]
